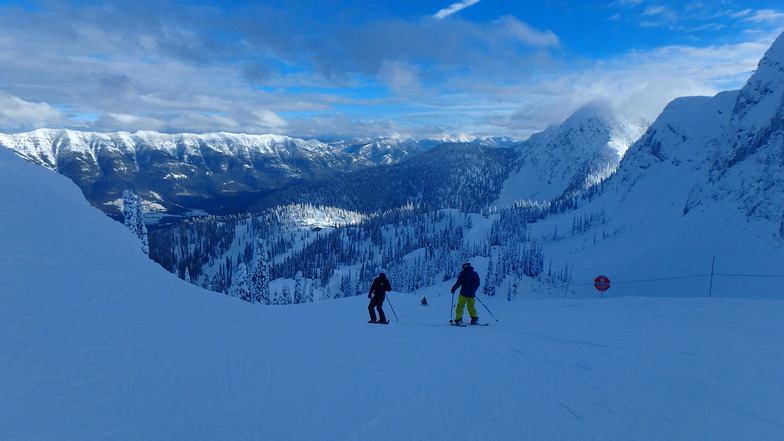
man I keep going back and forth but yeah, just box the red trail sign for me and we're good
[594,275,611,292]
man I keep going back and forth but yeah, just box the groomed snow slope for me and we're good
[1,148,783,440]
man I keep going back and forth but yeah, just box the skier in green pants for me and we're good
[451,262,481,325]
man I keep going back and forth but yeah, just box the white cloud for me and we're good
[500,37,774,138]
[612,0,645,6]
[641,6,671,17]
[639,5,679,25]
[92,109,289,135]
[742,9,784,24]
[245,109,289,132]
[94,113,167,132]
[378,60,424,96]
[0,92,64,131]
[433,0,482,20]
[495,15,560,47]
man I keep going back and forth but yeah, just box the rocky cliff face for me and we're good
[615,31,784,223]
[710,31,784,221]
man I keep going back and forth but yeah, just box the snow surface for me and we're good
[2,133,784,440]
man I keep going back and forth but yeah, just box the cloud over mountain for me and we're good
[0,1,781,139]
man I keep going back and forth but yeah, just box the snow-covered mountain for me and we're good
[2,125,783,441]
[534,32,784,299]
[0,130,464,223]
[495,102,649,205]
[697,34,784,222]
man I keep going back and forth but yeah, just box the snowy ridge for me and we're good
[0,129,514,173]
[0,129,335,170]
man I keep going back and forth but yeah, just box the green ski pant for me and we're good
[455,295,477,320]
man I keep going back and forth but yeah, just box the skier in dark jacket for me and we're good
[451,262,481,325]
[368,271,392,324]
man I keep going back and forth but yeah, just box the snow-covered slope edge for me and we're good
[1,131,783,440]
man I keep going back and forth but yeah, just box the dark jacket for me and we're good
[451,267,480,297]
[369,274,392,298]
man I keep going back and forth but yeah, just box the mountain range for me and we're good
[0,129,514,224]
[1,32,783,302]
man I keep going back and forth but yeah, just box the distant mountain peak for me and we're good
[744,31,784,90]
[495,105,649,205]
[561,100,617,126]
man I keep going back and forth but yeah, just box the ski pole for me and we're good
[385,294,399,322]
[450,290,455,321]
[475,296,499,322]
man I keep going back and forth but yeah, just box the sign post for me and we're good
[594,275,611,298]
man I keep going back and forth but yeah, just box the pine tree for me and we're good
[294,271,304,304]
[248,238,271,304]
[280,286,292,305]
[305,279,314,303]
[122,190,149,255]
[229,263,250,302]
[506,280,518,302]
[484,246,500,296]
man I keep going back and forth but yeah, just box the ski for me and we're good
[368,321,389,324]
[449,320,488,327]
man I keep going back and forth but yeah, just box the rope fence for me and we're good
[508,259,784,299]
[571,273,784,287]
[567,270,784,298]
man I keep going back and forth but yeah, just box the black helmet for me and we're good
[462,262,472,270]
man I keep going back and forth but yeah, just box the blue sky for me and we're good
[0,0,782,139]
